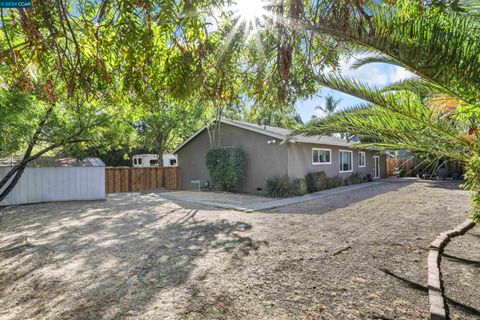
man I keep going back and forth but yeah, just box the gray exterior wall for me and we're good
[177,123,289,194]
[177,123,387,194]
[287,143,386,180]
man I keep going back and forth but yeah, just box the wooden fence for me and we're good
[386,158,419,176]
[105,167,180,193]
[386,158,465,178]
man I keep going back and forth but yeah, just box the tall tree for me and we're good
[313,94,342,119]
[296,2,480,221]
[0,1,123,201]
[0,0,212,200]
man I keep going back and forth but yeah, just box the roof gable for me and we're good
[173,118,354,153]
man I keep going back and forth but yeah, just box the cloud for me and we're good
[390,66,414,83]
[312,106,325,118]
[333,54,415,87]
[297,54,417,122]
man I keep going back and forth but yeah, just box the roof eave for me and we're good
[173,119,286,154]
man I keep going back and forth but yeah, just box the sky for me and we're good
[295,55,414,122]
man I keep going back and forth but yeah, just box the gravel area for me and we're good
[0,181,474,320]
[442,225,480,319]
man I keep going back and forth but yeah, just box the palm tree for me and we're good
[314,94,342,118]
[295,4,480,221]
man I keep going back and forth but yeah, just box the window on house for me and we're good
[138,158,142,165]
[312,148,331,164]
[133,158,137,165]
[340,150,353,172]
[359,151,366,167]
[170,159,177,166]
[149,159,159,166]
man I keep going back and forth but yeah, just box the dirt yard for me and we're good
[158,189,272,206]
[0,181,477,320]
[442,225,480,320]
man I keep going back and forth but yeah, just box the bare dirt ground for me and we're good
[0,181,476,320]
[157,190,271,206]
[442,225,480,320]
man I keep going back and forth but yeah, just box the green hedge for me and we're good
[205,147,246,191]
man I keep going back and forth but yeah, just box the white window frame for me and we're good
[358,151,366,168]
[373,155,380,179]
[312,148,332,165]
[339,150,353,173]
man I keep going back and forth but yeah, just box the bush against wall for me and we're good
[292,178,307,196]
[344,172,363,185]
[326,175,343,189]
[205,147,246,191]
[266,176,307,197]
[266,171,371,198]
[305,172,327,193]
[266,175,294,197]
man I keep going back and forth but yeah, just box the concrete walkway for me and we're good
[158,181,383,212]
[242,181,383,212]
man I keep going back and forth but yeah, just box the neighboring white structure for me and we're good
[132,154,178,168]
[0,157,106,206]
[162,154,178,167]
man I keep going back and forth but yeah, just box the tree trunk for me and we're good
[156,131,164,168]
[0,104,55,201]
[0,164,27,202]
[0,137,86,203]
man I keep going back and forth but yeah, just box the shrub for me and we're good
[464,154,480,223]
[292,178,307,196]
[305,171,327,193]
[266,176,307,197]
[266,175,295,197]
[326,175,343,189]
[346,172,363,185]
[205,147,246,191]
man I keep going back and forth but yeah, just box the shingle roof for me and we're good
[0,156,105,167]
[222,119,354,147]
[173,118,355,153]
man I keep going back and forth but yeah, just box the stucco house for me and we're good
[174,119,387,194]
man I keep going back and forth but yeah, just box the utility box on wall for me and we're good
[189,180,209,191]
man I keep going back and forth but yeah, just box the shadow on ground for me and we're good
[0,196,258,319]
[382,267,480,318]
[0,180,474,320]
[441,227,480,320]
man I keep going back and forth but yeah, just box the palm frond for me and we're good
[310,5,480,105]
[315,74,389,106]
[381,78,439,96]
[350,55,404,70]
[459,0,480,16]
[314,74,471,146]
[294,91,472,162]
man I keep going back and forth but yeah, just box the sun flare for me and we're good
[229,0,269,29]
